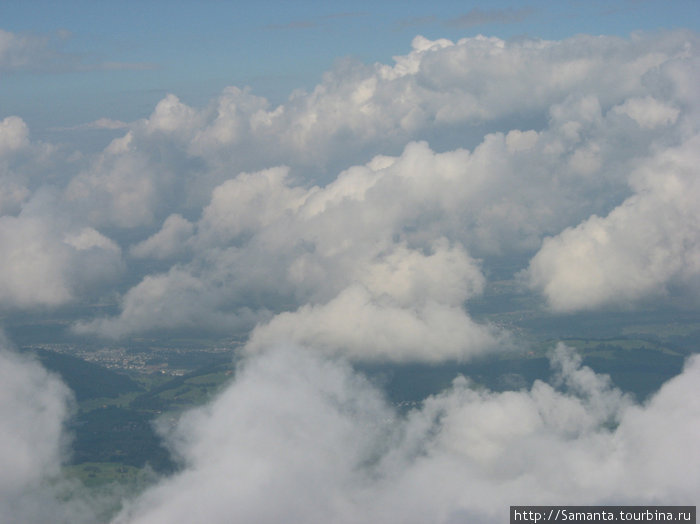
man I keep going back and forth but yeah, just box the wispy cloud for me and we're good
[99,61,158,71]
[320,12,366,21]
[52,118,131,132]
[0,28,62,71]
[0,29,156,73]
[445,7,535,28]
[265,19,317,30]
[396,15,438,30]
[265,12,366,31]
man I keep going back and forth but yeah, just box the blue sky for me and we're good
[2,0,698,136]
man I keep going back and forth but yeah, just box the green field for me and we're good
[62,462,150,488]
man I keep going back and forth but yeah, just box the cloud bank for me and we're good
[113,344,700,524]
[1,30,698,360]
[1,27,699,523]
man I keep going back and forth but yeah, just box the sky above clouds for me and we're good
[2,0,699,131]
[1,1,700,522]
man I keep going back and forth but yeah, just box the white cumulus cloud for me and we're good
[525,135,700,312]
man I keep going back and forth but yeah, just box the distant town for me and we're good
[25,342,239,376]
